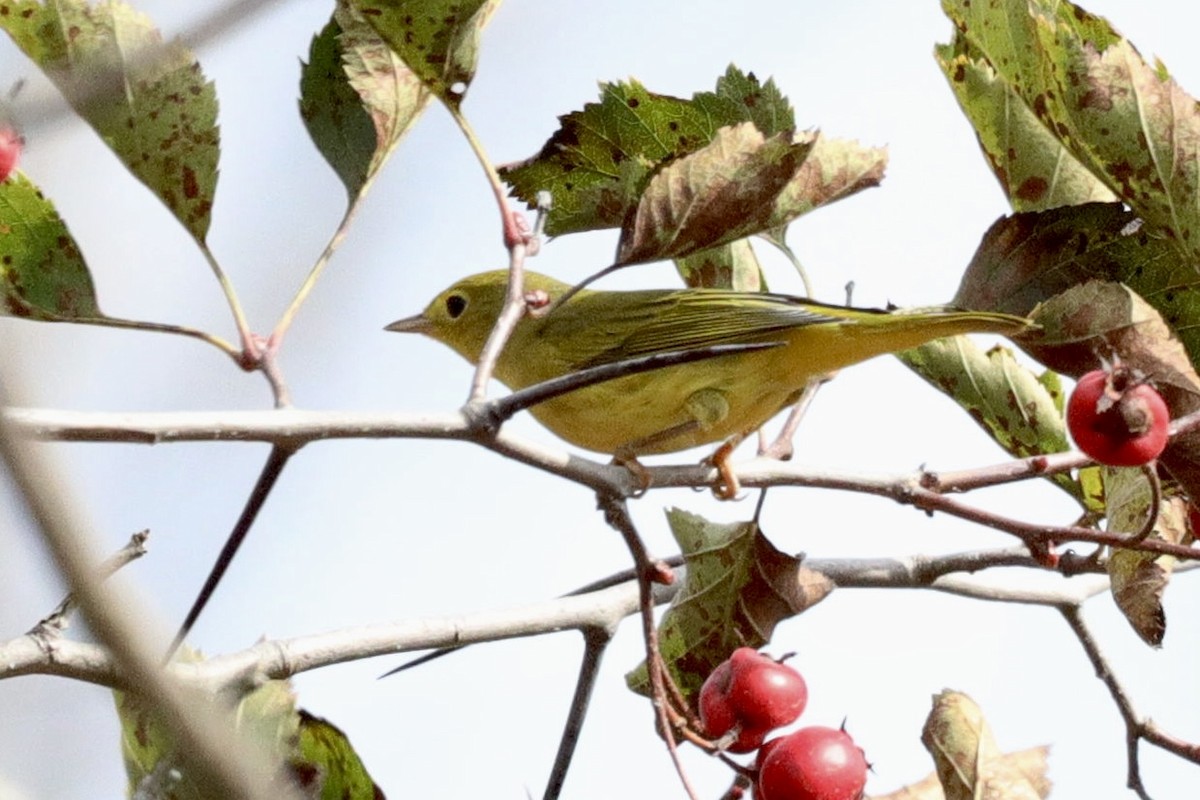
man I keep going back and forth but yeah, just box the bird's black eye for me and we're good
[445,293,468,319]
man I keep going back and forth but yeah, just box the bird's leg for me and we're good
[613,420,704,497]
[705,434,746,500]
[759,375,831,461]
[614,389,732,497]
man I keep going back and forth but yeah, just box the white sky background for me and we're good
[2,1,1199,798]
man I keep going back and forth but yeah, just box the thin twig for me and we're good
[542,626,614,800]
[28,530,150,638]
[377,555,686,679]
[7,552,1193,689]
[596,492,700,800]
[1059,605,1150,799]
[169,444,298,657]
[8,407,1200,561]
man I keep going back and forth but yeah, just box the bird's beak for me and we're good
[384,314,431,334]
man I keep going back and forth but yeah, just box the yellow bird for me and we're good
[387,270,1030,496]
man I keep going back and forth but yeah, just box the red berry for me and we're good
[754,738,786,799]
[698,648,808,753]
[1067,368,1169,467]
[758,726,868,800]
[0,126,22,182]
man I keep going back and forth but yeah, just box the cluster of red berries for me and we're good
[1067,367,1169,467]
[699,648,867,800]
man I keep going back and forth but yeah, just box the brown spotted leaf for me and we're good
[616,124,812,266]
[940,0,1200,263]
[625,508,833,700]
[301,4,432,201]
[348,0,501,109]
[953,205,1200,365]
[0,0,219,244]
[502,66,806,238]
[935,22,1115,210]
[0,174,103,320]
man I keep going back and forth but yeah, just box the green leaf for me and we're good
[116,652,300,799]
[291,711,386,800]
[348,0,501,109]
[897,337,1101,509]
[941,0,1200,263]
[0,0,220,244]
[301,5,432,200]
[301,18,376,198]
[674,237,766,291]
[935,36,1115,210]
[502,66,799,237]
[625,509,833,701]
[0,173,102,320]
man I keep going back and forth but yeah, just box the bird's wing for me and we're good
[544,290,868,370]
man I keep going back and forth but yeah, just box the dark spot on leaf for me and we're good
[290,761,320,787]
[953,63,965,82]
[1015,176,1048,202]
[182,166,199,200]
[668,121,678,131]
[627,97,640,109]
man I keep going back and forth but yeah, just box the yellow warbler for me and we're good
[387,270,1030,494]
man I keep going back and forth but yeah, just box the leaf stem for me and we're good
[198,241,255,357]
[56,314,242,361]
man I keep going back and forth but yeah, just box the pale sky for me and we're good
[2,1,1199,798]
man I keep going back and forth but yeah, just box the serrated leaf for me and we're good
[922,690,1049,800]
[770,133,886,224]
[940,0,1200,264]
[291,710,385,800]
[954,205,1200,368]
[616,124,812,266]
[935,37,1115,211]
[675,237,765,291]
[348,0,500,109]
[502,66,798,237]
[301,5,432,200]
[897,337,1101,508]
[300,17,376,199]
[625,509,833,700]
[0,173,102,320]
[0,0,220,244]
[1105,474,1188,647]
